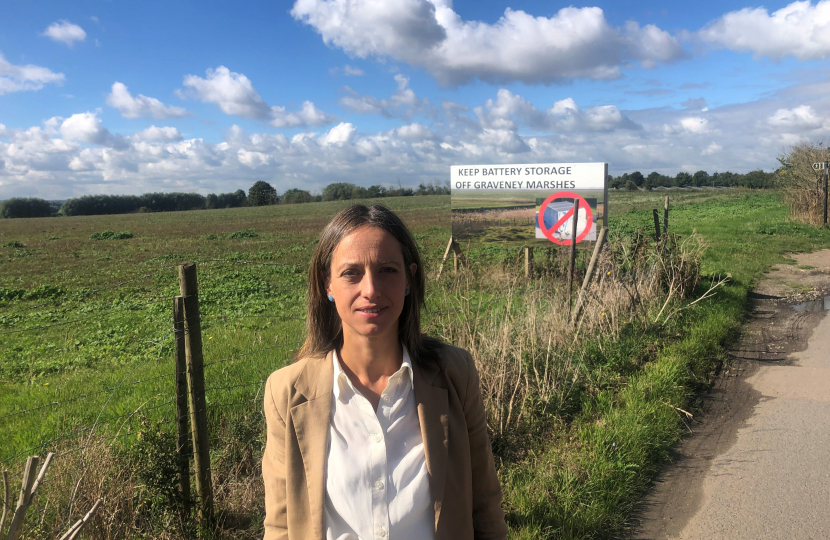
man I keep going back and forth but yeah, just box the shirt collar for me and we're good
[332,346,413,401]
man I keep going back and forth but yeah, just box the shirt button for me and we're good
[376,527,386,538]
[375,480,384,490]
[382,395,390,402]
[371,433,382,443]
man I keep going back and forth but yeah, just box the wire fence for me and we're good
[1,251,527,469]
[0,235,609,540]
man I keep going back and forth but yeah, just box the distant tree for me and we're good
[206,193,219,209]
[248,181,279,206]
[367,185,388,198]
[387,186,414,197]
[281,188,312,204]
[322,182,358,201]
[692,170,710,187]
[744,170,775,189]
[647,171,672,187]
[629,171,645,186]
[351,186,368,199]
[206,190,247,209]
[0,198,53,218]
[675,171,692,187]
[625,180,639,191]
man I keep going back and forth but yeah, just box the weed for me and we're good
[90,230,134,240]
[3,240,25,248]
[228,229,258,239]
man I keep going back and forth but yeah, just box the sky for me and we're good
[2,0,830,199]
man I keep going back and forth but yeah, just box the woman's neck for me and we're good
[338,329,402,385]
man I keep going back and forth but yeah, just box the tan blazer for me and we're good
[262,343,507,540]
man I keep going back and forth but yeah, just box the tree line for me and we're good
[610,169,776,191]
[0,179,451,218]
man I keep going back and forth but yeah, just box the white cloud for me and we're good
[475,89,640,132]
[395,123,434,140]
[180,66,271,118]
[767,105,823,129]
[0,53,65,95]
[271,101,338,128]
[291,0,685,85]
[131,126,184,142]
[679,117,710,134]
[179,66,336,127]
[42,20,87,47]
[59,112,129,149]
[319,122,357,145]
[107,82,189,119]
[339,74,432,118]
[330,64,366,76]
[7,77,830,199]
[344,65,365,76]
[701,142,723,155]
[700,0,830,60]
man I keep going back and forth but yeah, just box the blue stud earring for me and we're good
[405,289,410,296]
[328,295,334,302]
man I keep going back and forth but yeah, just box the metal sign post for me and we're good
[812,162,828,226]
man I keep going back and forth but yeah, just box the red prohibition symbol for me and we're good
[537,191,594,246]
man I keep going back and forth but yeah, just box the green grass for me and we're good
[2,190,829,538]
[500,191,830,538]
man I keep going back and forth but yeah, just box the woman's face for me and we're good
[326,225,417,343]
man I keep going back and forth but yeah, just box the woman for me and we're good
[262,204,507,540]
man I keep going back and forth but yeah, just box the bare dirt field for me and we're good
[630,249,830,540]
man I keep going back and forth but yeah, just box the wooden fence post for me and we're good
[653,209,661,241]
[572,227,608,323]
[567,199,579,319]
[663,196,669,235]
[178,263,214,524]
[5,453,53,540]
[173,296,192,516]
[524,247,533,278]
[437,237,465,278]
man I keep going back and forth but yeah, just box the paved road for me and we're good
[636,307,830,539]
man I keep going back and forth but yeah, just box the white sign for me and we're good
[451,162,606,191]
[813,162,826,170]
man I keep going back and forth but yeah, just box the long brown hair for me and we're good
[296,204,439,364]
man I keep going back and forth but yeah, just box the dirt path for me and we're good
[630,250,830,540]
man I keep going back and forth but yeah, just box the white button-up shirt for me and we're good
[326,348,434,540]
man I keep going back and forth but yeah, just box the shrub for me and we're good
[3,240,25,248]
[90,230,134,240]
[777,142,830,226]
[228,228,257,239]
[126,421,182,513]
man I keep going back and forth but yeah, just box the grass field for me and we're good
[2,190,829,539]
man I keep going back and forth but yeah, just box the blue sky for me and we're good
[2,0,830,198]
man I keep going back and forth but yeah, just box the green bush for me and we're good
[90,230,134,240]
[228,229,257,239]
[3,240,25,248]
[126,420,182,513]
